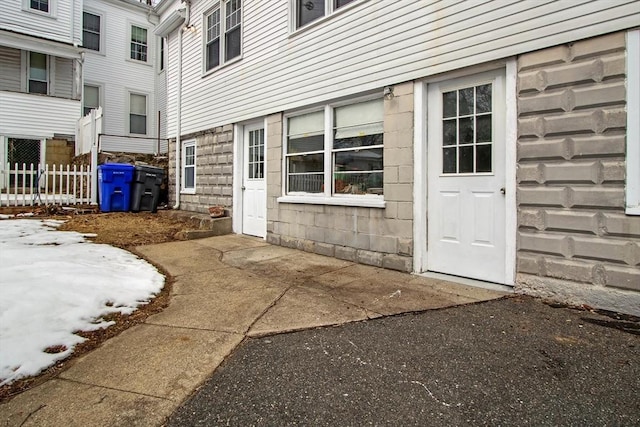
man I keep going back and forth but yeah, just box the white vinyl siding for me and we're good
[0,91,80,137]
[2,0,81,45]
[167,0,639,138]
[81,0,157,138]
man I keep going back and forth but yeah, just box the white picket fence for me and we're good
[0,163,93,207]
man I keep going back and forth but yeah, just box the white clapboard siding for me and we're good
[82,0,157,140]
[0,0,82,45]
[166,0,639,137]
[0,46,21,92]
[0,91,80,137]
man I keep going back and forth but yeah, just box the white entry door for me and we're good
[242,123,266,237]
[427,70,507,284]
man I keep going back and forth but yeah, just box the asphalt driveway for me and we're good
[167,297,640,426]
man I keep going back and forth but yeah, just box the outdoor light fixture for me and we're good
[383,86,394,100]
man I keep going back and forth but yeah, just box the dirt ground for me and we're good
[0,210,198,402]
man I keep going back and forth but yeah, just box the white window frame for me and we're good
[23,0,56,18]
[278,95,386,208]
[82,10,105,54]
[203,0,243,74]
[182,139,197,194]
[128,92,148,135]
[290,0,359,32]
[626,29,640,215]
[83,83,101,116]
[27,51,49,95]
[128,23,150,63]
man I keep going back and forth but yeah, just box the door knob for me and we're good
[500,187,505,195]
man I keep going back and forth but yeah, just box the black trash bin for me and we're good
[131,165,165,213]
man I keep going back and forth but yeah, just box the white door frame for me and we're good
[413,59,517,286]
[232,118,268,237]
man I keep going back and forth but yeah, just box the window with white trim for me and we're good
[130,25,148,62]
[83,85,100,116]
[129,93,147,135]
[28,52,48,94]
[30,0,48,13]
[182,140,196,193]
[82,12,101,52]
[205,0,242,72]
[285,98,384,196]
[626,29,640,215]
[293,0,356,29]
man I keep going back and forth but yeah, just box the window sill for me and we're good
[180,189,196,195]
[277,195,385,208]
[126,58,152,67]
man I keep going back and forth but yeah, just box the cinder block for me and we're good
[517,138,568,161]
[335,245,357,262]
[517,163,542,184]
[601,160,625,183]
[384,183,412,202]
[570,187,624,209]
[384,166,399,183]
[314,242,335,257]
[545,257,594,283]
[572,236,639,266]
[397,238,412,256]
[384,147,413,167]
[518,208,545,230]
[517,253,543,275]
[518,89,567,113]
[542,161,599,184]
[398,166,413,183]
[383,112,413,133]
[572,81,626,109]
[602,213,640,238]
[518,116,545,138]
[545,209,598,234]
[518,45,570,72]
[382,254,412,272]
[542,59,605,89]
[572,134,625,158]
[391,81,414,97]
[519,231,569,257]
[325,228,346,246]
[518,187,567,207]
[384,129,414,149]
[604,265,640,292]
[357,250,383,267]
[369,235,398,253]
[570,32,625,61]
[544,108,626,136]
[397,202,412,220]
[384,201,398,220]
[280,235,298,249]
[266,233,280,245]
[346,232,370,250]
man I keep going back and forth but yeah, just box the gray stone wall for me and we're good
[167,125,234,214]
[516,31,640,311]
[265,82,414,272]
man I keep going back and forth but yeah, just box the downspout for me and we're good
[173,0,191,209]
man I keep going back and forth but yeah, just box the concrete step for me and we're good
[160,209,232,239]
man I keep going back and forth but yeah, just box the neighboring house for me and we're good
[158,0,640,315]
[0,0,163,181]
[82,0,166,153]
[0,0,84,184]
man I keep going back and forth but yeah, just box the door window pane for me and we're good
[441,84,493,174]
[248,129,264,179]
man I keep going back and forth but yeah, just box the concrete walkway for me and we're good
[0,234,507,427]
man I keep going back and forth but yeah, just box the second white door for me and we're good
[242,123,266,238]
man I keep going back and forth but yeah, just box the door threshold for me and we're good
[417,271,514,293]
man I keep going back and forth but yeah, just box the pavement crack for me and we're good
[18,404,46,427]
[407,380,462,408]
[57,378,172,401]
[242,285,294,335]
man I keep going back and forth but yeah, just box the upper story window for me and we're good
[285,98,384,197]
[82,12,101,52]
[28,52,48,95]
[130,25,148,62]
[30,0,48,13]
[159,37,165,71]
[205,0,242,72]
[294,0,356,29]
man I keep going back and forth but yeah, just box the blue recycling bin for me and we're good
[97,163,134,212]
